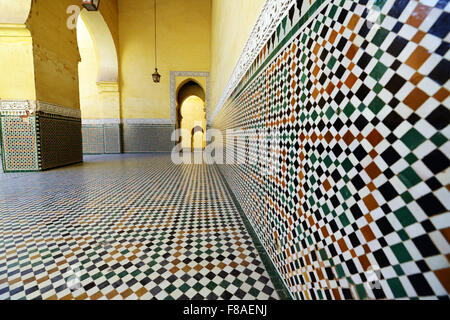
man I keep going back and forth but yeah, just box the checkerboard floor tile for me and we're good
[0,154,279,300]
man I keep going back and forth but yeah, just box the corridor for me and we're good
[0,154,284,300]
[0,0,448,302]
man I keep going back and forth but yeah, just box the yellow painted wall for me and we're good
[0,0,119,110]
[0,1,35,99]
[2,0,263,119]
[26,0,81,109]
[210,0,266,113]
[118,0,211,119]
[0,24,36,100]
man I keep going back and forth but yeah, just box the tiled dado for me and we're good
[82,120,174,154]
[82,120,121,155]
[213,0,450,300]
[123,120,175,153]
[0,100,83,172]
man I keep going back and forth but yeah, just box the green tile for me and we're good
[370,62,388,81]
[368,96,385,115]
[398,167,422,188]
[397,229,409,241]
[430,132,447,147]
[387,278,407,298]
[343,102,356,117]
[405,153,419,165]
[401,128,426,150]
[391,242,413,263]
[165,284,176,294]
[372,28,389,46]
[393,264,405,276]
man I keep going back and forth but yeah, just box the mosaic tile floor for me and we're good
[0,154,280,300]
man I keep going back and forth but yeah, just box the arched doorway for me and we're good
[176,80,206,152]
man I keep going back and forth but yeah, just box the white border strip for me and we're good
[82,119,121,125]
[0,100,81,118]
[122,118,173,125]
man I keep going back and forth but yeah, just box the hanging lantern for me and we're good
[152,68,161,83]
[82,0,100,11]
[152,0,161,83]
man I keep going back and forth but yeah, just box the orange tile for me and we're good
[433,88,449,102]
[329,30,338,44]
[406,46,431,70]
[348,14,360,30]
[434,268,450,293]
[363,194,379,211]
[361,225,376,242]
[121,288,133,299]
[404,87,429,111]
[406,3,433,28]
[345,73,358,89]
[136,287,147,298]
[410,72,424,85]
[366,129,384,147]
[411,30,426,44]
[346,44,359,60]
[365,162,382,179]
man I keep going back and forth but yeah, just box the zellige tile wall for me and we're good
[213,0,450,300]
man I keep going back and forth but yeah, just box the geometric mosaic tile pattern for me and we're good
[39,114,83,170]
[0,116,39,172]
[82,124,174,154]
[82,126,106,154]
[0,113,82,172]
[122,124,174,153]
[213,0,450,299]
[0,154,278,300]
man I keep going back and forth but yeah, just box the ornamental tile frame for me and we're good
[170,71,211,126]
[212,0,450,300]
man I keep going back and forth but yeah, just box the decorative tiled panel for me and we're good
[38,113,83,170]
[82,125,105,154]
[123,124,175,153]
[83,122,175,155]
[104,125,121,154]
[213,0,450,300]
[82,124,122,155]
[0,101,83,172]
[0,116,39,172]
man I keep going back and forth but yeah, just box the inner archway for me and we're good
[77,9,119,118]
[176,80,206,152]
[77,16,100,120]
[76,9,121,154]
